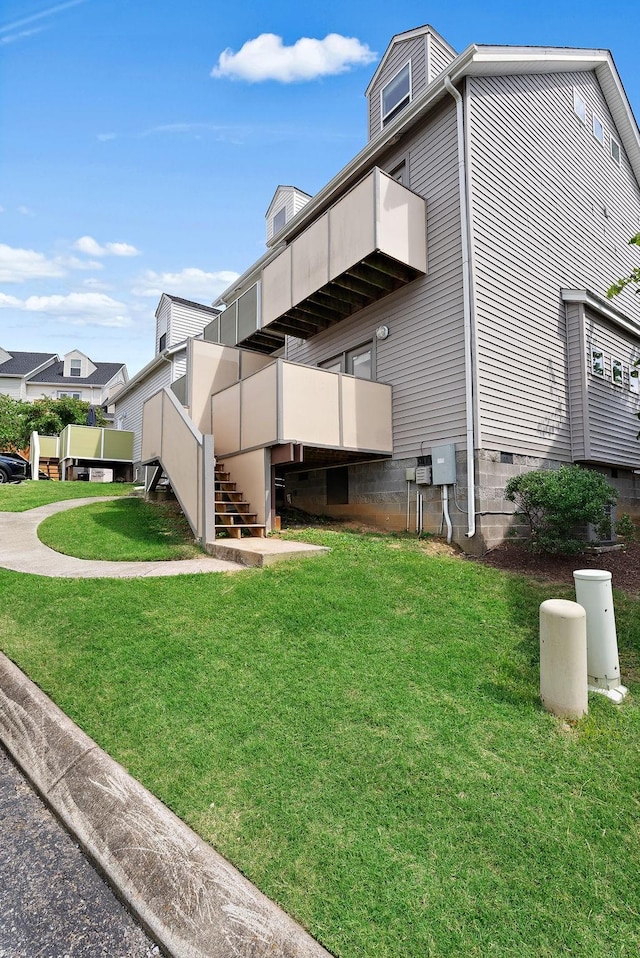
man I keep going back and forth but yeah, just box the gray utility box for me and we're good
[431,443,457,485]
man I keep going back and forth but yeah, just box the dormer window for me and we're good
[70,359,82,377]
[381,62,411,127]
[273,207,286,235]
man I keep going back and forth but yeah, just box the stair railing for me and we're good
[141,387,215,547]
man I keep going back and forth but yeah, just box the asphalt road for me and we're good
[0,744,161,958]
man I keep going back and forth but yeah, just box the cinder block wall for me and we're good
[283,451,640,554]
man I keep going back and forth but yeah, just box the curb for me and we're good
[0,652,332,958]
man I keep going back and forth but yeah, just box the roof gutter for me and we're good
[444,75,476,539]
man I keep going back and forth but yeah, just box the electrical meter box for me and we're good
[415,466,432,485]
[431,443,457,485]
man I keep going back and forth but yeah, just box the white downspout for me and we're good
[444,76,476,539]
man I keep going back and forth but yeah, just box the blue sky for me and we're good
[1,0,639,378]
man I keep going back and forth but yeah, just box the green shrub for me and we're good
[505,465,617,554]
[616,513,637,541]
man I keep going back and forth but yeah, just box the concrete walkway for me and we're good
[0,497,327,578]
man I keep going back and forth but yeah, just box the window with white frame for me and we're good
[630,365,640,395]
[573,89,586,123]
[69,359,82,377]
[591,348,605,377]
[273,207,286,235]
[319,341,374,379]
[592,114,605,146]
[610,135,621,165]
[381,62,411,127]
[612,358,624,386]
[58,391,82,399]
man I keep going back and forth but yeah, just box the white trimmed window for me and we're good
[58,391,82,399]
[612,358,624,387]
[381,62,411,127]
[591,348,605,377]
[592,114,605,146]
[573,89,586,123]
[610,135,621,165]
[273,207,286,235]
[69,359,82,377]
[630,366,640,395]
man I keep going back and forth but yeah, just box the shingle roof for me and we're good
[0,351,56,376]
[29,361,126,387]
[163,294,221,316]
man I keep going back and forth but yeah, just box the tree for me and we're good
[606,232,640,298]
[0,395,30,450]
[23,396,108,441]
[0,395,108,450]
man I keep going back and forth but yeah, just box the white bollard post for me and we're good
[573,569,628,703]
[539,599,588,719]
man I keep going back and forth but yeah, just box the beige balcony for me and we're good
[212,359,393,463]
[232,168,426,353]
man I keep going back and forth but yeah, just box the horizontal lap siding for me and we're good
[368,37,426,139]
[582,308,640,466]
[428,36,455,80]
[565,303,587,459]
[288,102,466,458]
[169,302,212,346]
[114,365,174,463]
[0,377,22,398]
[470,72,640,460]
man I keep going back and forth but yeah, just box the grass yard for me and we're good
[0,480,135,512]
[37,497,203,561]
[1,516,639,956]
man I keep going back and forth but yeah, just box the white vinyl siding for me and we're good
[113,364,174,464]
[289,99,466,458]
[368,36,427,138]
[468,71,640,460]
[567,303,640,467]
[0,376,22,398]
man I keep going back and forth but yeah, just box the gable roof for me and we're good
[265,185,313,219]
[155,293,222,319]
[364,24,457,96]
[0,351,56,377]
[29,361,126,387]
[215,37,640,303]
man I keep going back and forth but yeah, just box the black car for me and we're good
[0,452,30,483]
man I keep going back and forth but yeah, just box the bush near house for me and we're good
[505,465,617,554]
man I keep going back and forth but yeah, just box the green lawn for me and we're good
[38,497,203,561]
[1,520,639,957]
[0,480,135,512]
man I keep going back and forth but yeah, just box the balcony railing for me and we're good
[211,359,393,459]
[212,167,427,354]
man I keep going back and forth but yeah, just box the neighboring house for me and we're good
[135,25,640,553]
[0,347,128,410]
[112,294,220,466]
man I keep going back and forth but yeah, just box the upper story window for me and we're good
[610,135,621,166]
[159,333,167,352]
[273,207,286,235]
[69,359,82,377]
[573,89,586,124]
[592,114,605,146]
[381,62,411,128]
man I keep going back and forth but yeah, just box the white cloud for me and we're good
[17,205,35,216]
[132,267,239,302]
[0,244,66,282]
[212,33,376,83]
[0,291,132,328]
[82,277,112,291]
[73,235,140,257]
[96,132,117,141]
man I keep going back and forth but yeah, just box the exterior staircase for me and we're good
[215,462,265,538]
[39,458,60,480]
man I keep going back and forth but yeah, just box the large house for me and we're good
[0,347,127,409]
[116,25,640,553]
